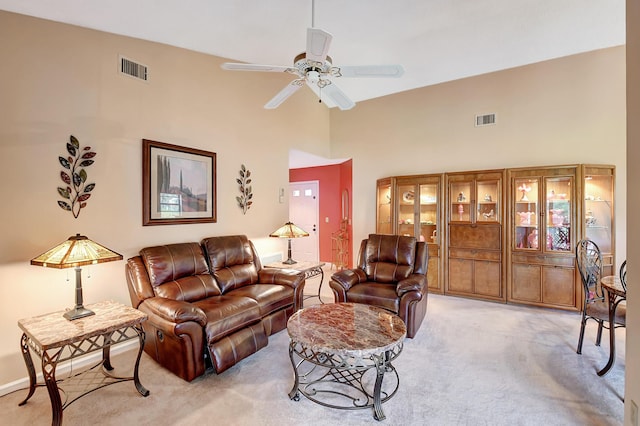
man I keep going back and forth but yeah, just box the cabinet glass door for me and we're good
[476,180,499,223]
[397,184,417,237]
[514,178,540,250]
[377,180,392,234]
[545,177,573,252]
[419,183,438,243]
[584,173,613,254]
[450,181,472,222]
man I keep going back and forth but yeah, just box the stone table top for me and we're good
[18,300,147,350]
[287,303,406,359]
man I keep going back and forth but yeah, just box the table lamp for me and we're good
[269,222,309,264]
[31,234,123,320]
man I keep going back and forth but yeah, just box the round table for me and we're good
[597,275,626,377]
[287,303,406,421]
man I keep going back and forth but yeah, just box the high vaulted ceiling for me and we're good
[0,0,625,105]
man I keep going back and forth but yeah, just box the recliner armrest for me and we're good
[396,274,427,296]
[142,297,207,326]
[330,268,368,291]
[258,268,305,289]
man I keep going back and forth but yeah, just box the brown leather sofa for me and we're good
[329,234,428,338]
[125,235,305,381]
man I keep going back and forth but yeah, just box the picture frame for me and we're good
[142,139,216,225]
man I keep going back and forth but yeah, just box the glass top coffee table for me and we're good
[287,303,406,421]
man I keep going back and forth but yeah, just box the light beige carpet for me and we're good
[0,274,625,425]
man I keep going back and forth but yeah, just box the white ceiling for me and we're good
[0,0,626,166]
[0,0,625,103]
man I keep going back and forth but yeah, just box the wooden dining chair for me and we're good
[619,260,627,292]
[575,239,626,354]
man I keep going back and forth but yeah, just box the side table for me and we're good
[18,300,149,426]
[265,261,326,303]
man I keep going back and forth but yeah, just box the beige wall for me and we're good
[0,11,330,385]
[330,46,627,262]
[625,0,639,423]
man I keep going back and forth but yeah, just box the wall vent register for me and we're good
[119,55,148,81]
[475,113,496,127]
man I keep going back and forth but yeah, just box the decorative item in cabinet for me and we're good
[513,178,540,250]
[581,165,615,276]
[507,165,579,310]
[376,178,394,234]
[445,170,505,302]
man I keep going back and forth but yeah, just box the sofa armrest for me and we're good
[330,268,367,292]
[258,268,305,289]
[396,274,427,296]
[142,297,207,327]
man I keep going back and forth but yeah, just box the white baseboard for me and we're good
[0,340,139,397]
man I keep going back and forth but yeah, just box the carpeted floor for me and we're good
[0,269,625,425]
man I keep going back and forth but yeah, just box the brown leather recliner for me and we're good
[126,235,305,381]
[329,234,428,338]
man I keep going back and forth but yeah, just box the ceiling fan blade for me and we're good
[318,82,355,111]
[264,80,304,109]
[336,65,405,78]
[221,63,292,73]
[306,28,332,63]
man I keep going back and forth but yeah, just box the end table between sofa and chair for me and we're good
[265,261,326,304]
[17,300,149,426]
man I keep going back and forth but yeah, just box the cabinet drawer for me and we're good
[449,224,501,250]
[428,244,440,257]
[511,253,574,267]
[450,248,501,261]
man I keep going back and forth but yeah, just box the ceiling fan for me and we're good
[220,4,404,110]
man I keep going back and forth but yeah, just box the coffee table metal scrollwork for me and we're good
[287,303,406,421]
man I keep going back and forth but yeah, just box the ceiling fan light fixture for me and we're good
[219,5,403,110]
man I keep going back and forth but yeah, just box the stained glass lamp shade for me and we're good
[269,222,309,264]
[31,234,123,320]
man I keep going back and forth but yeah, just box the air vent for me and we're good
[119,55,148,81]
[475,113,496,127]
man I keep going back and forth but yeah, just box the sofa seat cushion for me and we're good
[346,282,399,313]
[226,284,293,317]
[194,296,262,343]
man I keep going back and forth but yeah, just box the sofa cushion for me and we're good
[194,295,262,343]
[226,284,294,317]
[202,235,260,293]
[345,282,399,313]
[140,243,221,302]
[364,234,416,283]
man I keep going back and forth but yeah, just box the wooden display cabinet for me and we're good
[376,175,444,293]
[375,164,614,310]
[445,170,505,302]
[507,165,579,310]
[581,165,615,276]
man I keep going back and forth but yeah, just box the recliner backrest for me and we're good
[202,235,260,293]
[361,234,417,283]
[140,242,221,302]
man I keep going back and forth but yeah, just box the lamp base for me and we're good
[63,306,95,321]
[282,258,297,265]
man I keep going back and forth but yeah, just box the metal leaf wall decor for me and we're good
[57,135,96,218]
[236,164,253,214]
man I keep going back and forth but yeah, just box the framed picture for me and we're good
[142,139,216,225]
